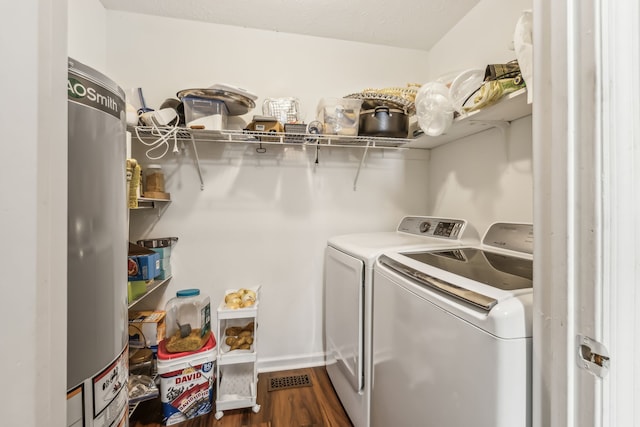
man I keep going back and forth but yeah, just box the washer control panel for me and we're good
[397,216,466,239]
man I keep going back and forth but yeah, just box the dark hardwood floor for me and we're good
[130,366,353,427]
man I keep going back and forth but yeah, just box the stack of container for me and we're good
[127,242,161,304]
[158,289,215,425]
[137,237,177,280]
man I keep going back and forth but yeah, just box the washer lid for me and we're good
[377,250,533,338]
[403,248,532,291]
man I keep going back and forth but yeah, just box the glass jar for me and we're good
[164,289,211,353]
[144,164,165,194]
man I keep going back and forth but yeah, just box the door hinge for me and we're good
[577,335,610,378]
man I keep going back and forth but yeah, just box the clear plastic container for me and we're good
[316,98,363,136]
[415,82,454,137]
[145,164,165,193]
[164,289,211,353]
[183,96,228,130]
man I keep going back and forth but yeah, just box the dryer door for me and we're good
[325,246,364,392]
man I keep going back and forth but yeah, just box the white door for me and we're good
[533,1,640,426]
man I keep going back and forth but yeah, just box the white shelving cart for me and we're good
[214,286,261,419]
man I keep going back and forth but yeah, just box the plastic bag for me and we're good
[513,10,533,103]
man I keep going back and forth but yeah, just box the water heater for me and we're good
[66,57,129,427]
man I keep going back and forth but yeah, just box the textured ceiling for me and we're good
[99,0,481,51]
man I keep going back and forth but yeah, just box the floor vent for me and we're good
[268,374,313,391]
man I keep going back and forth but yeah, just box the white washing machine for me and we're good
[371,222,533,427]
[324,216,479,427]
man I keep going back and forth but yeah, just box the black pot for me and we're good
[358,106,409,138]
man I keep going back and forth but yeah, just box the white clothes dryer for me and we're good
[324,216,478,427]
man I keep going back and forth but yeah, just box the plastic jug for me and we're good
[164,289,211,353]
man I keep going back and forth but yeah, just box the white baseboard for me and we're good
[256,351,327,373]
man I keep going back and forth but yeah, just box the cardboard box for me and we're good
[245,116,284,142]
[128,242,161,281]
[129,310,166,348]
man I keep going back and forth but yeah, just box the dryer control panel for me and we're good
[397,216,467,239]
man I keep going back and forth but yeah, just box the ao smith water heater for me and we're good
[66,57,129,427]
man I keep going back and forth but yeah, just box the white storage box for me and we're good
[183,96,228,130]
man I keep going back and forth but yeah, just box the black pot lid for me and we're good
[176,88,256,116]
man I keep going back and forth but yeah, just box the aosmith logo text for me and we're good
[68,77,120,114]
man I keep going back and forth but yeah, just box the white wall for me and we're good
[428,115,532,234]
[427,0,533,235]
[68,0,107,71]
[428,0,532,80]
[104,11,430,123]
[108,11,431,369]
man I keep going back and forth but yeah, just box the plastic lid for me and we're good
[176,289,200,297]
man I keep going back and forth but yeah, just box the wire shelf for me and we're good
[131,126,412,149]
